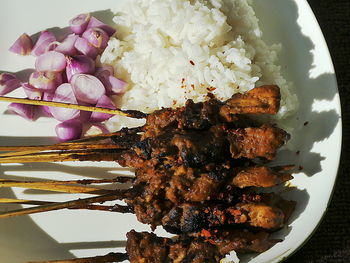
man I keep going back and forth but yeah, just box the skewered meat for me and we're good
[126,229,279,263]
[116,124,289,169]
[131,163,293,205]
[141,85,280,139]
[0,85,296,262]
[125,191,295,233]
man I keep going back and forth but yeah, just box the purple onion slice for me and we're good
[22,83,43,100]
[70,74,105,104]
[87,16,116,37]
[32,31,56,57]
[0,73,22,95]
[69,13,91,35]
[54,34,79,56]
[74,37,99,59]
[50,83,80,122]
[82,28,109,49]
[35,51,67,72]
[29,71,63,92]
[90,95,116,122]
[66,55,95,81]
[8,102,38,121]
[9,33,33,56]
[55,120,83,141]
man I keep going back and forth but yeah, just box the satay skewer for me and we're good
[0,177,134,194]
[0,127,143,153]
[0,182,112,194]
[0,143,127,155]
[0,149,123,163]
[0,192,127,218]
[27,252,129,263]
[0,96,147,119]
[0,198,133,213]
[0,177,133,186]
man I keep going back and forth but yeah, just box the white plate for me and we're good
[0,0,342,262]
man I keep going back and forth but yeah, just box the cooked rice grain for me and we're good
[100,0,298,119]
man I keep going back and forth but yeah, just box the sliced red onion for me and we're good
[96,69,127,95]
[46,41,60,52]
[70,74,105,104]
[35,51,67,72]
[41,92,54,116]
[87,16,116,37]
[90,95,116,122]
[50,83,80,122]
[9,33,33,56]
[95,64,114,76]
[8,102,38,121]
[84,123,109,137]
[0,73,22,95]
[82,28,109,49]
[55,120,83,141]
[66,55,95,81]
[29,71,63,92]
[22,83,43,100]
[32,31,56,56]
[69,13,91,35]
[106,76,127,94]
[74,37,99,59]
[54,34,79,56]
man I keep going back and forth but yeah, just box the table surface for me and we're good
[286,1,349,262]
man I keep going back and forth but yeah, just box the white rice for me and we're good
[100,0,298,128]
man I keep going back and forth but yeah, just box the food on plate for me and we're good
[2,14,126,141]
[0,0,300,262]
[0,86,296,263]
[101,0,298,121]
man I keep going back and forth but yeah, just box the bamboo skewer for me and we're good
[0,192,125,218]
[0,143,127,154]
[0,177,133,194]
[0,126,143,155]
[0,198,133,213]
[27,252,129,263]
[0,198,51,206]
[0,149,122,163]
[0,144,128,159]
[0,180,113,194]
[0,96,147,119]
[0,177,133,186]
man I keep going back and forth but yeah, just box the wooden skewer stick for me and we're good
[0,198,133,213]
[0,192,125,218]
[0,198,51,206]
[0,143,127,153]
[26,252,129,263]
[0,96,147,119]
[0,177,133,186]
[0,180,113,194]
[0,126,143,155]
[0,144,128,159]
[0,149,121,163]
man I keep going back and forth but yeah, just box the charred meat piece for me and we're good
[126,229,278,263]
[126,230,169,263]
[231,165,293,188]
[220,85,281,118]
[142,85,281,139]
[197,228,280,255]
[127,230,222,263]
[129,162,292,205]
[119,124,290,169]
[228,125,290,160]
[161,197,292,234]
